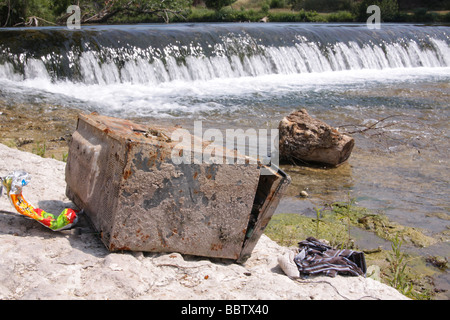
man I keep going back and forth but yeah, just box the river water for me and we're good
[0,23,449,296]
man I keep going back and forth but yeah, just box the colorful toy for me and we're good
[1,171,78,231]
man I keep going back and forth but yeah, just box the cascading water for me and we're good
[0,23,448,119]
[0,24,448,85]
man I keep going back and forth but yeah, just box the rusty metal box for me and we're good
[65,113,290,261]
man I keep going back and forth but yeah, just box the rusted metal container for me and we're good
[65,113,290,261]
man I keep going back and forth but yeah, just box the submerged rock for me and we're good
[278,109,354,167]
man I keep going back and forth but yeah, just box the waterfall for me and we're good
[0,24,448,85]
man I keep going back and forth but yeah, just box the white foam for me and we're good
[1,66,447,118]
[0,31,448,118]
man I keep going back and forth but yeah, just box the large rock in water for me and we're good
[278,109,354,166]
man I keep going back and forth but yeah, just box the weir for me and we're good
[0,23,448,85]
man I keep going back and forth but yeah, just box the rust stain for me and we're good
[123,169,132,180]
[193,171,198,179]
[126,140,135,153]
[210,243,223,251]
[264,187,277,202]
[110,243,131,251]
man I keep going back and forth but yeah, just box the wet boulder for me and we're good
[278,109,354,167]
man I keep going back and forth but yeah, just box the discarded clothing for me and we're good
[294,237,366,278]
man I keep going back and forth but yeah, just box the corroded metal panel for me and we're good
[65,113,289,260]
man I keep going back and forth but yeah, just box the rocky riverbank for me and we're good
[0,140,409,300]
[2,101,449,299]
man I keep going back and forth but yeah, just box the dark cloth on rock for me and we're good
[294,237,366,278]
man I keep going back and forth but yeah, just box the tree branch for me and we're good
[3,0,11,27]
[54,0,189,25]
[14,16,58,27]
[338,114,403,135]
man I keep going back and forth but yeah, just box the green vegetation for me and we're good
[1,0,449,27]
[0,0,193,26]
[289,0,353,12]
[264,198,445,299]
[265,195,438,248]
[387,233,412,296]
[265,195,364,248]
[32,141,46,157]
[352,0,398,21]
[185,6,323,23]
[265,212,348,248]
[204,0,237,11]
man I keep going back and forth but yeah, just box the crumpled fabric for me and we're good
[294,237,366,278]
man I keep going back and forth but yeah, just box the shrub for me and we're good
[326,10,355,22]
[268,9,324,22]
[380,0,400,21]
[261,3,270,14]
[289,0,353,12]
[204,0,237,11]
[353,0,399,22]
[413,7,439,22]
[270,0,286,9]
[441,12,450,23]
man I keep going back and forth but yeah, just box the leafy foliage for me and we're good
[1,0,448,26]
[288,0,353,12]
[0,0,193,26]
[204,0,237,11]
[353,0,399,22]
